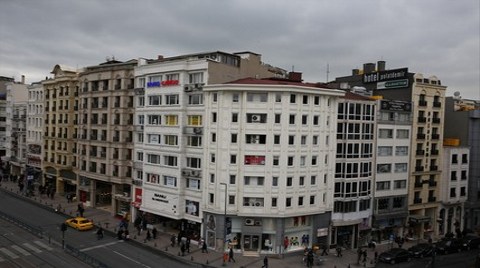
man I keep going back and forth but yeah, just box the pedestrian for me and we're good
[97,227,104,240]
[124,229,130,240]
[186,237,190,253]
[362,249,367,263]
[262,256,269,268]
[181,243,186,256]
[223,251,229,264]
[336,245,342,257]
[50,189,55,199]
[117,229,124,240]
[357,247,362,264]
[152,227,157,239]
[77,203,84,217]
[171,234,176,247]
[321,244,329,256]
[146,230,151,241]
[374,251,378,263]
[228,247,236,262]
[201,239,208,253]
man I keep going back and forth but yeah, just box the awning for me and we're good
[409,215,431,223]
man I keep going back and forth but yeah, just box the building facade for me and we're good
[0,76,14,161]
[76,59,137,216]
[203,77,343,254]
[333,92,375,249]
[439,145,469,236]
[371,98,412,242]
[133,51,287,248]
[444,97,480,232]
[26,82,44,184]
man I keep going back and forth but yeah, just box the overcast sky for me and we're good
[1,0,478,99]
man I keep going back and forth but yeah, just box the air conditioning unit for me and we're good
[193,127,203,134]
[254,202,262,207]
[182,170,191,176]
[251,115,261,122]
[184,86,193,92]
[195,83,204,89]
[251,138,259,144]
[191,170,200,177]
[254,220,262,226]
[245,218,254,226]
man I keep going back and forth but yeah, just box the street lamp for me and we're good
[220,182,227,266]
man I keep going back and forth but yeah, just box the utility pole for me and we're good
[61,223,67,248]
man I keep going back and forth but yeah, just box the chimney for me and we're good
[21,75,25,84]
[157,55,164,60]
[288,72,302,82]
[352,69,360,75]
[377,61,386,72]
[363,63,376,74]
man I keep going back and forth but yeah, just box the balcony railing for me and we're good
[414,182,423,188]
[416,150,425,156]
[417,133,426,139]
[431,149,439,155]
[431,134,440,140]
[428,180,437,187]
[430,165,438,171]
[433,102,441,108]
[414,198,423,204]
[415,166,424,172]
[418,117,427,123]
[432,118,440,124]
[428,197,436,202]
[419,100,427,106]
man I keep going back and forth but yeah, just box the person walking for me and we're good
[336,245,342,257]
[321,244,329,256]
[146,230,151,241]
[262,256,269,268]
[228,247,236,262]
[201,239,208,253]
[152,227,157,239]
[186,237,190,253]
[170,234,176,247]
[96,227,104,240]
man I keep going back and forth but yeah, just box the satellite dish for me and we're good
[454,91,460,97]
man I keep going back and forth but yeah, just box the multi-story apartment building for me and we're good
[76,59,136,215]
[0,76,14,161]
[371,98,412,243]
[439,145,469,236]
[202,77,343,254]
[133,51,287,248]
[333,91,375,249]
[334,61,446,240]
[26,82,44,182]
[42,65,78,193]
[5,77,28,177]
[444,97,480,231]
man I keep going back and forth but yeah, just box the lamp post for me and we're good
[220,182,227,266]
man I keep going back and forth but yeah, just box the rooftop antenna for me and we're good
[326,63,330,82]
[291,65,295,72]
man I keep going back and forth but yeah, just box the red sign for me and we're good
[132,188,142,208]
[244,155,265,165]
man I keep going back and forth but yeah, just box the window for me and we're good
[148,115,161,125]
[272,176,278,186]
[187,157,201,168]
[231,133,237,143]
[376,181,390,191]
[212,112,217,123]
[187,178,201,190]
[165,94,179,105]
[359,199,370,211]
[395,146,408,156]
[286,177,293,187]
[378,146,393,156]
[290,94,296,103]
[461,187,466,196]
[379,129,393,138]
[462,154,468,164]
[210,174,215,183]
[311,176,316,185]
[377,198,389,210]
[148,134,161,144]
[148,95,161,105]
[164,176,177,187]
[377,164,391,173]
[274,135,280,144]
[394,163,408,173]
[164,155,178,166]
[312,136,318,145]
[164,135,178,146]
[301,135,307,145]
[302,115,308,125]
[311,156,317,165]
[394,180,407,189]
[452,154,458,164]
[299,176,305,186]
[232,93,239,102]
[286,197,292,207]
[396,129,409,139]
[313,115,319,125]
[230,154,236,164]
[211,133,216,142]
[393,197,404,208]
[246,93,268,102]
[298,196,304,206]
[310,195,315,205]
[188,94,203,105]
[165,115,178,125]
[187,136,202,147]
[288,135,295,145]
[147,154,161,164]
[272,198,277,207]
[314,96,320,105]
[273,156,279,166]
[209,193,214,204]
[187,115,202,126]
[146,173,160,184]
[450,188,456,198]
[189,72,204,84]
[287,156,294,166]
[289,114,295,124]
[275,93,282,102]
[232,113,238,123]
[275,114,281,123]
[229,175,236,184]
[228,195,235,205]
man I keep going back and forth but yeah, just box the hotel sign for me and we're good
[380,100,412,112]
[363,68,408,84]
[377,79,409,89]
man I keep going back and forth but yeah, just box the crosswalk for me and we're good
[0,240,52,262]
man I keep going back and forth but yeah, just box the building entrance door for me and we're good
[243,235,260,251]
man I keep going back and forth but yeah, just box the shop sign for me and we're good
[317,227,328,237]
[377,79,409,89]
[363,68,408,84]
[380,99,412,111]
[146,80,179,88]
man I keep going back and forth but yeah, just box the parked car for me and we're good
[435,238,463,254]
[65,217,94,231]
[408,243,435,258]
[461,235,480,250]
[379,248,412,264]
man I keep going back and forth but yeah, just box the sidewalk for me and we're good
[0,179,411,268]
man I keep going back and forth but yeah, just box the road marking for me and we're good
[0,248,19,259]
[11,245,31,256]
[112,250,152,268]
[80,240,123,252]
[34,241,53,251]
[23,243,42,253]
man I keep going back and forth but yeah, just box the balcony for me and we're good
[419,100,427,106]
[428,180,437,187]
[417,133,426,139]
[414,198,423,204]
[431,134,440,140]
[432,118,440,124]
[416,150,425,156]
[433,102,441,108]
[428,196,436,202]
[415,166,424,172]
[430,149,439,155]
[113,137,120,142]
[430,165,438,171]
[414,182,423,188]
[418,117,427,123]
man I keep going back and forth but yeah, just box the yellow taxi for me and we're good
[65,217,94,231]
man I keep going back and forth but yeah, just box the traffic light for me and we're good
[61,223,67,232]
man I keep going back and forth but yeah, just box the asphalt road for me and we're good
[0,191,196,268]
[375,247,480,268]
[0,216,89,268]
